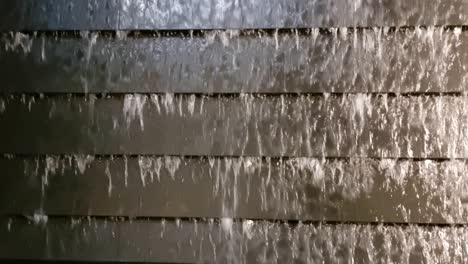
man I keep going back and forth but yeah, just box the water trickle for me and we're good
[138,156,164,186]
[40,35,47,62]
[221,218,233,235]
[160,218,166,238]
[187,94,196,115]
[242,220,254,239]
[339,27,348,40]
[7,218,12,232]
[124,156,129,187]
[123,94,147,130]
[274,29,279,50]
[351,94,372,132]
[150,94,161,114]
[31,212,48,226]
[43,156,60,192]
[27,97,35,111]
[164,156,181,180]
[294,29,300,49]
[162,93,175,114]
[74,155,95,174]
[138,157,150,187]
[116,31,128,40]
[105,161,113,197]
[4,32,33,53]
[82,31,98,65]
[219,31,230,47]
[0,99,5,113]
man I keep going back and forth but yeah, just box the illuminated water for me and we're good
[1,26,468,263]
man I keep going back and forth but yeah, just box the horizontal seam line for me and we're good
[1,92,468,98]
[0,154,466,162]
[2,214,466,228]
[2,25,468,37]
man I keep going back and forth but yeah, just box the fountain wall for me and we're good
[1,1,468,263]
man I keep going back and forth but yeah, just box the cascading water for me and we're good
[1,2,468,263]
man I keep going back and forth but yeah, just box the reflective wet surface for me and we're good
[3,1,468,264]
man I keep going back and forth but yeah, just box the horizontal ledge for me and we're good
[1,156,468,224]
[4,215,468,228]
[0,95,467,158]
[2,0,468,31]
[1,27,468,94]
[4,93,468,98]
[3,153,468,162]
[1,217,468,263]
[6,25,468,36]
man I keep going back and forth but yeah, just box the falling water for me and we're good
[0,26,466,94]
[4,216,464,264]
[123,94,147,130]
[3,32,34,53]
[2,23,468,263]
[9,154,468,223]
[31,213,48,226]
[0,98,5,113]
[74,155,95,174]
[115,93,468,158]
[105,161,113,197]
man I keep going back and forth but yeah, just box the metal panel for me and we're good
[0,95,467,158]
[1,156,468,224]
[0,28,466,94]
[1,0,468,30]
[1,217,467,263]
